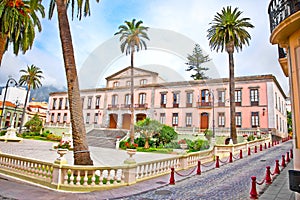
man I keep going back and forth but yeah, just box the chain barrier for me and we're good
[256,178,265,185]
[174,166,197,177]
[201,161,215,168]
[232,154,240,160]
[219,156,229,164]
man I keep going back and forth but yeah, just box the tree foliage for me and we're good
[185,44,210,80]
[24,114,42,133]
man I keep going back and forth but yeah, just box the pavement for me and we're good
[0,139,297,200]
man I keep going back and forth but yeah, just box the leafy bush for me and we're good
[192,139,210,151]
[155,125,178,145]
[41,130,51,138]
[0,130,6,136]
[24,114,43,134]
[164,141,180,149]
[247,134,255,141]
[46,133,62,141]
[134,137,145,147]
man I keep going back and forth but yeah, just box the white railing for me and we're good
[0,136,276,192]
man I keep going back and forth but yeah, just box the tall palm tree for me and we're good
[207,6,254,144]
[18,64,43,134]
[48,0,99,165]
[114,19,149,144]
[0,0,45,65]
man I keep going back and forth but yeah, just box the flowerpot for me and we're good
[180,144,188,149]
[124,149,137,164]
[55,148,68,164]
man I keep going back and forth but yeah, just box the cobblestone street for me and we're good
[117,141,293,200]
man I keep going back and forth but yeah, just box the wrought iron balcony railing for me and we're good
[268,0,300,32]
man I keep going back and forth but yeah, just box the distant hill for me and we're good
[30,85,65,102]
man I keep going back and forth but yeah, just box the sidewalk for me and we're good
[259,160,295,200]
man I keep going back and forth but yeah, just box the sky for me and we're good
[0,0,289,94]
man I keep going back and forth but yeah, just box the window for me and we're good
[250,89,259,106]
[126,81,131,86]
[52,98,57,110]
[65,98,68,110]
[81,97,85,109]
[276,114,279,130]
[112,94,118,106]
[278,97,281,112]
[139,93,146,105]
[235,90,242,106]
[161,93,167,108]
[172,113,179,126]
[57,113,61,123]
[200,89,210,106]
[95,96,100,109]
[58,98,63,110]
[94,113,98,124]
[87,97,92,109]
[251,112,259,128]
[113,81,119,87]
[140,79,147,85]
[186,92,193,107]
[86,113,90,124]
[51,113,54,122]
[173,93,180,108]
[218,112,225,127]
[275,92,278,109]
[160,113,166,124]
[124,94,131,107]
[236,112,242,127]
[63,113,67,123]
[186,113,192,127]
[218,90,225,106]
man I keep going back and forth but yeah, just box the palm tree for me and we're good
[0,0,45,65]
[48,0,99,165]
[114,19,149,144]
[207,6,254,144]
[18,64,43,134]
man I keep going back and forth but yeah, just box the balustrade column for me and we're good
[179,155,188,169]
[123,164,137,185]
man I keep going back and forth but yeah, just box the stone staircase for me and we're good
[86,129,127,148]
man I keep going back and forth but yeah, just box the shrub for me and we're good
[164,141,180,149]
[46,134,62,141]
[24,114,43,133]
[247,134,255,141]
[155,125,178,145]
[0,130,6,136]
[192,139,210,151]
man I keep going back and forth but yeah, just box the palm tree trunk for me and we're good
[227,43,237,144]
[0,35,8,66]
[130,49,135,144]
[56,0,93,165]
[18,86,30,133]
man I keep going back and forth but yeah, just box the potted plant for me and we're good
[178,139,188,149]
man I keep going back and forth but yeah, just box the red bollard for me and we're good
[286,152,290,163]
[290,149,293,159]
[240,149,243,159]
[197,160,201,175]
[268,142,271,148]
[248,147,251,156]
[250,176,258,199]
[281,155,286,168]
[274,160,280,175]
[169,167,175,185]
[260,144,263,151]
[216,156,220,168]
[265,166,272,184]
[229,152,233,163]
[254,146,257,153]
[264,143,267,149]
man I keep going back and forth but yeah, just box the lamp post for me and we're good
[0,77,18,129]
[209,90,215,138]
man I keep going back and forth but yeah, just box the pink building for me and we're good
[47,67,287,138]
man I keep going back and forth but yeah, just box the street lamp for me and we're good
[0,77,18,129]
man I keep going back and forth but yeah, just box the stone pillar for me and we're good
[179,155,188,169]
[52,152,68,189]
[123,164,137,185]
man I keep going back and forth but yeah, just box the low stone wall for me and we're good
[0,137,272,192]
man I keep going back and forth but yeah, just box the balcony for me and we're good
[268,0,300,59]
[135,103,148,109]
[197,101,212,108]
[107,104,119,110]
[121,104,132,109]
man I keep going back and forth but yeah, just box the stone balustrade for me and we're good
[0,136,271,192]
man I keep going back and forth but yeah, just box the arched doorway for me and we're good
[136,113,146,122]
[109,114,118,128]
[200,112,209,130]
[122,114,131,130]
